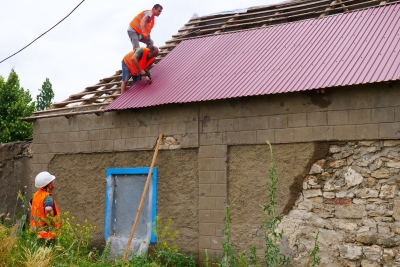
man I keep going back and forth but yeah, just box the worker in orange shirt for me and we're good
[121,46,159,94]
[30,172,61,246]
[127,4,163,49]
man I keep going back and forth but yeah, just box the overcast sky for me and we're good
[0,0,282,103]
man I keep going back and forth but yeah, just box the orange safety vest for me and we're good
[129,10,155,35]
[30,189,61,239]
[123,48,155,76]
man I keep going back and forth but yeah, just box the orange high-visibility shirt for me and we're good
[129,10,155,35]
[123,48,154,76]
[30,189,61,239]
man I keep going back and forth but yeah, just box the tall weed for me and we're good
[217,141,291,267]
[261,141,290,266]
[308,231,321,267]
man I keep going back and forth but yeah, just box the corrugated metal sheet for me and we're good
[105,3,400,111]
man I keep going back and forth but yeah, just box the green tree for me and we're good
[36,77,54,111]
[0,69,35,143]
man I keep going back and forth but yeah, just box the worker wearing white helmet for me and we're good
[29,171,61,244]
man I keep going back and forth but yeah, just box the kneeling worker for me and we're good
[30,171,61,245]
[121,46,159,94]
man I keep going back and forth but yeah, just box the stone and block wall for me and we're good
[28,81,400,263]
[279,140,400,266]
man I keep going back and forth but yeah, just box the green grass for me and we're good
[0,212,196,267]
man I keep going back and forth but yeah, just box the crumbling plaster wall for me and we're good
[0,140,32,221]
[227,143,329,256]
[48,149,199,255]
[30,81,400,263]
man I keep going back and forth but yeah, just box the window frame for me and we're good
[104,167,158,243]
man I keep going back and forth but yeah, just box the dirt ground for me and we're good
[48,149,199,255]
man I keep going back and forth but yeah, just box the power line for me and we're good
[0,0,85,64]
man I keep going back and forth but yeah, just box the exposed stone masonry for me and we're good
[279,140,400,266]
[159,136,181,150]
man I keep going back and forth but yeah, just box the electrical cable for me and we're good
[0,0,85,64]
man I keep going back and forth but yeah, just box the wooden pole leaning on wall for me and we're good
[123,133,163,262]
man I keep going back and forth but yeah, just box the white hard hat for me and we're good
[35,171,56,188]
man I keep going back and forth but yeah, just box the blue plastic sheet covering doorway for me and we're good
[104,168,157,250]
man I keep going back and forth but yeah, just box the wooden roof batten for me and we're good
[21,0,398,121]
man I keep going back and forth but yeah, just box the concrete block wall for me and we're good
[198,82,400,146]
[31,105,199,183]
[198,144,227,259]
[31,81,400,260]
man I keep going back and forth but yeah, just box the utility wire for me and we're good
[0,0,85,64]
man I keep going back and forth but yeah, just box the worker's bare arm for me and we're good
[140,16,150,33]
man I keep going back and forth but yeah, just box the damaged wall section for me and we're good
[0,140,32,222]
[48,149,199,256]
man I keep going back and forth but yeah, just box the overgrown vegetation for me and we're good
[0,211,196,266]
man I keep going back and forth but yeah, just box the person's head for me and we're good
[35,171,56,191]
[147,46,159,58]
[152,4,163,16]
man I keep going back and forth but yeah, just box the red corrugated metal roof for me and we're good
[105,3,400,111]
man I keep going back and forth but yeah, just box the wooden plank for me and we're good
[52,99,96,108]
[52,92,122,107]
[171,10,322,39]
[184,0,331,26]
[33,103,108,115]
[344,0,381,9]
[99,73,122,83]
[70,82,121,98]
[22,109,105,122]
[178,3,331,34]
[69,87,121,99]
[85,80,122,90]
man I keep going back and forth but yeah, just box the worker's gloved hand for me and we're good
[139,33,149,42]
[146,76,152,84]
